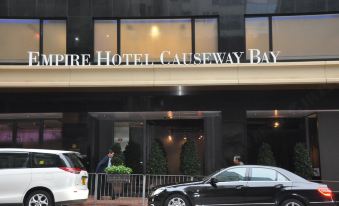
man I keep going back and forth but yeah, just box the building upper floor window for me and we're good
[245,13,339,60]
[94,17,218,62]
[0,19,66,63]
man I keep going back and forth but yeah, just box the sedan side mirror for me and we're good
[210,177,218,187]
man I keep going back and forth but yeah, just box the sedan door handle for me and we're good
[235,185,245,190]
[274,184,284,189]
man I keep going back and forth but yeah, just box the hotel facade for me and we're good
[0,0,339,188]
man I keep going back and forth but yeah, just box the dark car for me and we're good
[148,165,335,206]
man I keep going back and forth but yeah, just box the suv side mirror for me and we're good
[210,177,218,187]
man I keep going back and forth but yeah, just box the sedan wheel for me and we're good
[165,194,190,206]
[281,199,304,206]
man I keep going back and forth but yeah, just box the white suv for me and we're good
[0,148,89,206]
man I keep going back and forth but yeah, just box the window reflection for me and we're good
[121,19,192,61]
[272,14,339,59]
[43,120,62,150]
[17,121,40,148]
[0,19,39,63]
[0,123,13,147]
[245,17,269,59]
[94,20,118,61]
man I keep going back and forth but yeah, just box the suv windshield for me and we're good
[63,153,85,169]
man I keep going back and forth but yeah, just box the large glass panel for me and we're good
[251,168,276,181]
[43,20,66,55]
[215,168,247,182]
[17,121,40,148]
[272,14,339,59]
[43,120,62,149]
[245,17,269,59]
[195,18,218,53]
[94,20,118,61]
[0,123,12,147]
[121,19,192,61]
[0,19,39,62]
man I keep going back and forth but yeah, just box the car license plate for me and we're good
[82,176,87,185]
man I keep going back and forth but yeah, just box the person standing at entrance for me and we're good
[233,155,244,165]
[96,149,114,173]
[96,149,115,200]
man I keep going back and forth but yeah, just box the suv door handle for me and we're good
[274,184,284,189]
[235,185,245,190]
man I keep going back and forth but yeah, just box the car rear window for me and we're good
[32,153,66,168]
[63,153,85,169]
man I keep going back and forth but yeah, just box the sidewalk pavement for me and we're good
[73,197,148,206]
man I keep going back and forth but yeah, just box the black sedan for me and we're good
[148,165,335,206]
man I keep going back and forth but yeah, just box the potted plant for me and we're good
[105,165,133,183]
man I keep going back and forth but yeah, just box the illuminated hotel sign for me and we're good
[28,49,280,66]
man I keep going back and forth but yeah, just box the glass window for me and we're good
[245,17,269,59]
[251,168,276,181]
[94,20,118,61]
[277,172,289,181]
[272,14,339,59]
[195,18,218,53]
[0,153,29,169]
[0,19,39,63]
[215,168,247,182]
[42,120,62,150]
[121,19,192,61]
[0,123,13,147]
[63,153,85,169]
[17,121,40,148]
[43,20,66,56]
[32,153,65,168]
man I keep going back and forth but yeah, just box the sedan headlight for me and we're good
[152,187,165,196]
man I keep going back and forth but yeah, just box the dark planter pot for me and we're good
[106,174,131,183]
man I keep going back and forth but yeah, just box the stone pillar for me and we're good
[317,112,339,190]
[220,109,247,168]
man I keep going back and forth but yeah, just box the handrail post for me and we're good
[142,174,146,205]
[94,173,99,201]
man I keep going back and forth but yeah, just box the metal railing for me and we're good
[88,173,202,200]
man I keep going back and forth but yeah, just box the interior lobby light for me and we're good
[150,25,160,38]
[273,121,280,128]
[274,109,279,117]
[168,135,173,142]
[167,111,174,119]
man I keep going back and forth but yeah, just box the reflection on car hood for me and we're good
[157,181,204,189]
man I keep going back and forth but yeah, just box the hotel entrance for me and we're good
[88,111,221,175]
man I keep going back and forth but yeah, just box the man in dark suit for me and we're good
[96,149,114,199]
[96,149,114,173]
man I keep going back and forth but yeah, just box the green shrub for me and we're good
[294,143,313,179]
[148,140,168,174]
[124,141,143,173]
[180,139,201,175]
[111,143,124,165]
[257,143,276,166]
[105,165,133,174]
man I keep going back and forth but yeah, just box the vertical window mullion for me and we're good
[268,16,273,52]
[39,19,43,64]
[117,19,121,56]
[191,18,195,63]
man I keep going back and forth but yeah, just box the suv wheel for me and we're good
[25,190,54,206]
[164,194,190,206]
[281,199,304,206]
